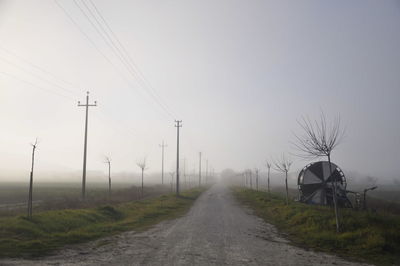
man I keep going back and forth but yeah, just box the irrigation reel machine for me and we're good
[297,161,354,208]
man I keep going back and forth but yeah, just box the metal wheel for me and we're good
[298,161,349,206]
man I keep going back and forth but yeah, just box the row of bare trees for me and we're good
[245,112,344,232]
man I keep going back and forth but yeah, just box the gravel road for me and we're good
[1,183,369,266]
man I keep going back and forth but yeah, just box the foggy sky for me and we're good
[0,0,399,182]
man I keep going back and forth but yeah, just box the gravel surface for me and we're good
[0,183,369,266]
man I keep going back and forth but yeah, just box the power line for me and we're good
[87,0,177,118]
[80,0,175,119]
[0,45,80,90]
[1,69,138,139]
[63,0,176,120]
[0,71,75,101]
[0,55,77,96]
[54,0,173,121]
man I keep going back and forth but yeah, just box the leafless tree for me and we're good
[137,158,148,198]
[104,156,111,198]
[265,161,272,193]
[292,112,344,232]
[273,154,292,205]
[27,138,38,219]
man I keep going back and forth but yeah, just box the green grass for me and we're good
[0,188,205,258]
[232,187,400,266]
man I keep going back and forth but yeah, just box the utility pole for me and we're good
[255,168,259,191]
[169,172,175,193]
[192,163,196,189]
[206,159,208,185]
[175,120,182,196]
[183,158,187,189]
[159,141,167,185]
[27,139,38,219]
[266,162,271,193]
[198,152,202,187]
[105,157,111,198]
[78,91,97,200]
[249,170,253,189]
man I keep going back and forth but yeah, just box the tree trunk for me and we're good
[28,171,33,218]
[27,145,36,219]
[141,169,144,198]
[108,163,111,199]
[285,171,289,205]
[328,154,340,233]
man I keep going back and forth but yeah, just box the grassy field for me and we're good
[0,187,205,258]
[0,182,175,217]
[232,187,400,266]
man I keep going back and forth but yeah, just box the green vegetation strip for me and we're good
[232,187,400,266]
[0,188,205,258]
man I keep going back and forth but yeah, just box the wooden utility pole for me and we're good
[137,158,147,198]
[249,170,253,189]
[169,172,175,193]
[78,91,97,200]
[266,161,271,193]
[105,157,111,198]
[175,120,182,196]
[205,159,208,185]
[183,158,187,189]
[255,168,259,191]
[159,141,167,185]
[27,139,38,219]
[198,152,202,187]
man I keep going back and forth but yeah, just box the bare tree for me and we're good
[27,138,38,219]
[265,161,272,193]
[136,158,148,198]
[273,154,292,205]
[293,112,344,232]
[104,156,111,198]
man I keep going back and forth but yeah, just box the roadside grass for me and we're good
[0,188,205,258]
[232,187,400,266]
[0,183,173,217]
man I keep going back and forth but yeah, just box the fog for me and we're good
[0,1,399,184]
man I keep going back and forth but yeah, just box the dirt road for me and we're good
[1,184,368,266]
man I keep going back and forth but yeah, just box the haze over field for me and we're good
[0,0,399,183]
